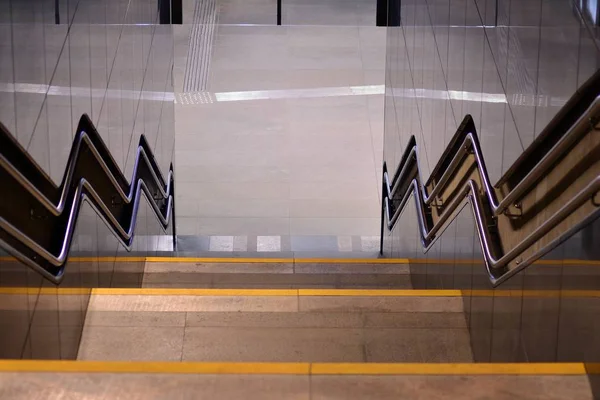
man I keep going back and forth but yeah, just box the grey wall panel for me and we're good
[0,0,175,359]
[382,0,600,362]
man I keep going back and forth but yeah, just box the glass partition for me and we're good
[382,0,600,362]
[0,0,175,359]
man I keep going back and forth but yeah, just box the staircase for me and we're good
[0,27,599,400]
[1,257,600,399]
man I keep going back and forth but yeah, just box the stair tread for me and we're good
[0,362,594,400]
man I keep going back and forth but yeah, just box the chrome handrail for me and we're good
[389,97,600,216]
[0,114,176,283]
[381,101,600,286]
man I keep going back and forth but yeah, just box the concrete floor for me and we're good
[76,289,472,363]
[173,24,386,238]
[0,372,595,399]
[141,260,413,288]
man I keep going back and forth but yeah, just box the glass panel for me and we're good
[0,0,175,359]
[382,0,600,363]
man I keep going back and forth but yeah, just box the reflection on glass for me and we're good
[382,0,600,362]
[0,0,175,359]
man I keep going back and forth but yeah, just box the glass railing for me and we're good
[381,0,600,362]
[0,0,175,359]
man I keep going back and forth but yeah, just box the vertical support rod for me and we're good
[172,0,182,24]
[494,0,499,27]
[389,0,400,26]
[376,0,388,26]
[379,166,386,255]
[55,0,60,24]
[159,0,171,24]
[277,0,282,25]
[170,169,177,250]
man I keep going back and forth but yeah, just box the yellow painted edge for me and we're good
[147,257,411,264]
[0,288,463,297]
[561,260,600,266]
[407,259,473,265]
[2,288,600,298]
[90,288,298,296]
[293,258,410,264]
[0,361,593,376]
[72,257,147,263]
[310,363,588,375]
[86,288,600,298]
[146,257,600,266]
[145,257,294,263]
[91,288,460,297]
[1,256,599,266]
[298,289,464,297]
[0,361,309,375]
[584,363,600,374]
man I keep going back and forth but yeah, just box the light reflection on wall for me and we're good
[382,0,600,362]
[0,0,175,359]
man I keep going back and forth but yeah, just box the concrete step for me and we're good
[141,260,412,289]
[77,288,472,363]
[0,361,596,399]
[75,257,600,289]
[4,256,600,290]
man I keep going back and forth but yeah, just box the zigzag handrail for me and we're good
[0,114,176,283]
[381,98,600,286]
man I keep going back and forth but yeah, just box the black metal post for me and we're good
[494,0,498,27]
[389,0,400,26]
[277,0,282,25]
[379,164,386,255]
[159,0,182,24]
[172,0,182,24]
[159,0,170,24]
[55,0,60,24]
[170,169,177,250]
[376,0,387,26]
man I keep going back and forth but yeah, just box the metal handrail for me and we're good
[381,102,600,286]
[388,98,600,216]
[0,114,176,283]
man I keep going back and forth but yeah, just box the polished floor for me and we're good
[173,24,386,238]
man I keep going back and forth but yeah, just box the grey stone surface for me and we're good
[88,294,299,313]
[0,373,311,400]
[84,311,186,327]
[186,311,364,328]
[298,296,464,313]
[182,327,365,362]
[0,373,593,400]
[311,375,594,400]
[364,312,468,329]
[77,326,185,361]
